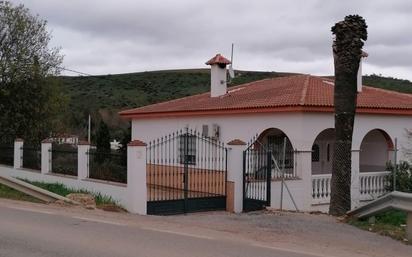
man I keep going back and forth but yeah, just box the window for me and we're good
[202,125,209,137]
[312,144,320,162]
[179,134,196,165]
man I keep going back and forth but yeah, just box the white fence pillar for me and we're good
[296,150,313,211]
[41,139,52,174]
[351,149,361,209]
[127,140,147,215]
[77,141,90,180]
[227,139,246,213]
[407,212,412,241]
[14,138,23,169]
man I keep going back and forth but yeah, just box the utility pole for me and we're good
[88,114,91,143]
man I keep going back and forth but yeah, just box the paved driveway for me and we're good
[0,199,410,257]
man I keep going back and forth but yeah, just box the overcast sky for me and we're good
[17,0,412,80]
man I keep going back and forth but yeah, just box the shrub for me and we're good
[386,161,412,193]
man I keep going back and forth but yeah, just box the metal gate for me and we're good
[146,128,227,215]
[243,142,271,212]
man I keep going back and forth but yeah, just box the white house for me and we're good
[119,54,412,215]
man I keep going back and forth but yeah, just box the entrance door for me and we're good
[146,128,227,215]
[243,143,271,212]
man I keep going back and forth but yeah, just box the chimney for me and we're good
[206,54,231,97]
[357,50,368,92]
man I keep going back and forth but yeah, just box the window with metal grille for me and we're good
[179,134,196,165]
[312,144,320,162]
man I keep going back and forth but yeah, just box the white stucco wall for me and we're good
[132,112,411,161]
[133,113,309,151]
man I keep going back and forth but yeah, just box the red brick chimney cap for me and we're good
[206,54,231,65]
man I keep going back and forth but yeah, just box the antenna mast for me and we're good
[228,43,235,81]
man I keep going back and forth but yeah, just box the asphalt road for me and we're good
[0,205,324,257]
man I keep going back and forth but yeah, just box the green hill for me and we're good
[60,69,295,137]
[59,69,412,138]
[363,74,412,94]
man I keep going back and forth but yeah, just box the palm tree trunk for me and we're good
[329,15,367,216]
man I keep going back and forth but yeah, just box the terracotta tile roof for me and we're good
[119,75,412,118]
[205,54,231,65]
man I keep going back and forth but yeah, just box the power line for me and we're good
[61,67,94,77]
[60,67,139,88]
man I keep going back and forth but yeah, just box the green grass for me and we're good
[348,210,409,243]
[27,180,118,206]
[0,183,42,203]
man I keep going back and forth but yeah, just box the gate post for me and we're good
[351,149,361,209]
[296,149,313,211]
[14,138,24,169]
[41,139,52,174]
[407,212,412,241]
[227,139,246,213]
[127,139,147,215]
[77,141,90,180]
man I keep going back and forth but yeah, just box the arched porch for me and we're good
[311,128,335,175]
[254,128,296,179]
[360,129,394,173]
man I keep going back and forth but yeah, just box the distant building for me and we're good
[50,133,79,145]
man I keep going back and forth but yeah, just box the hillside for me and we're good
[60,69,297,136]
[59,69,412,138]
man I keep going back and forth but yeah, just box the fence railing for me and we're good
[359,171,390,200]
[311,171,390,204]
[0,145,14,166]
[21,146,41,171]
[312,174,332,204]
[50,149,78,176]
[87,151,127,184]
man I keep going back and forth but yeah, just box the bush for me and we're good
[386,161,412,193]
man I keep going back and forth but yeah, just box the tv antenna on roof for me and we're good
[228,43,235,81]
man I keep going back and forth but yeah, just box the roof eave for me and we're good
[119,106,412,120]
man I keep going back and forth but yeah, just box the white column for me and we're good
[127,140,147,215]
[351,150,361,209]
[14,139,24,169]
[41,139,52,174]
[296,150,313,211]
[407,212,412,241]
[227,139,246,213]
[77,141,90,180]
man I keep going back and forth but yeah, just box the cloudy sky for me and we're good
[17,0,412,80]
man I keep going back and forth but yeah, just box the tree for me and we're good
[0,1,64,144]
[329,15,368,216]
[405,129,412,161]
[118,124,131,166]
[95,121,111,163]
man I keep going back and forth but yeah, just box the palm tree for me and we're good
[329,15,368,216]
